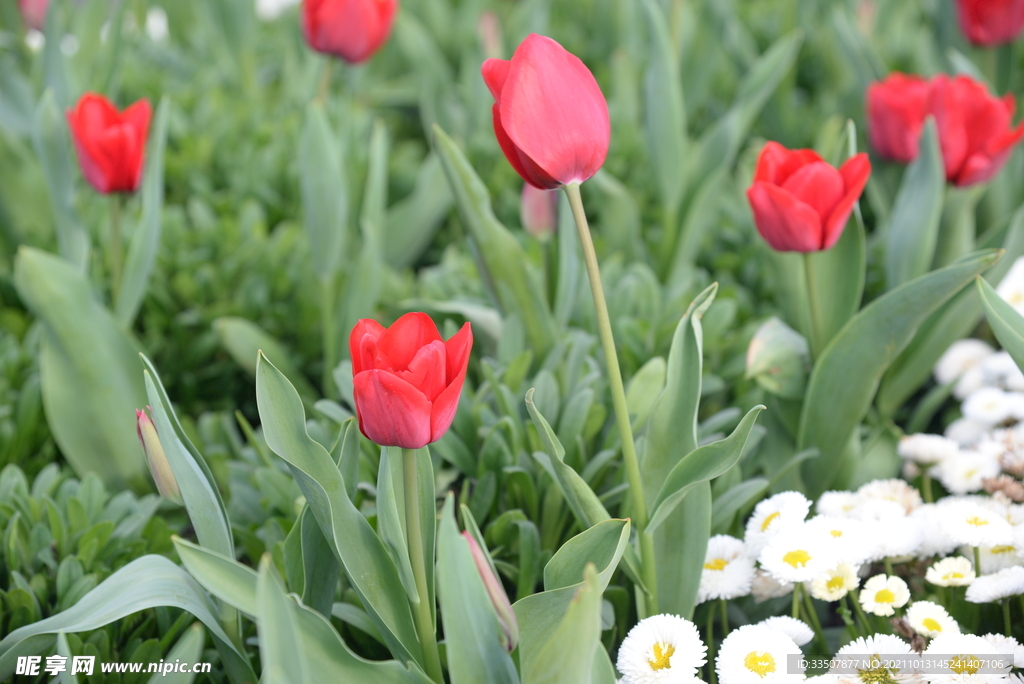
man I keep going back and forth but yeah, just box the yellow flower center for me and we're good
[944,571,964,580]
[950,654,981,675]
[966,516,990,527]
[783,550,811,568]
[922,617,943,633]
[704,558,729,571]
[761,512,781,532]
[744,651,776,677]
[992,545,1016,555]
[874,588,895,604]
[830,529,843,538]
[648,642,675,671]
[827,576,846,591]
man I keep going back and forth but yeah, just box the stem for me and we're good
[109,194,123,307]
[974,546,983,577]
[321,275,337,398]
[564,183,657,609]
[802,252,821,358]
[802,588,828,654]
[997,43,1015,94]
[792,583,802,619]
[402,448,444,684]
[884,557,894,577]
[706,603,716,684]
[851,589,872,633]
[922,468,934,504]
[1004,599,1013,637]
[719,598,729,636]
[317,59,333,103]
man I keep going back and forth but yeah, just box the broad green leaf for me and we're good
[648,406,765,531]
[117,96,170,326]
[799,250,1001,495]
[173,537,257,617]
[668,168,727,281]
[525,565,603,684]
[830,6,886,92]
[885,119,944,289]
[513,520,629,681]
[147,623,205,684]
[257,556,307,684]
[0,555,253,682]
[213,316,318,401]
[300,505,340,618]
[377,448,423,605]
[525,388,610,529]
[437,497,519,684]
[55,632,77,684]
[626,356,667,431]
[385,153,453,268]
[979,276,1024,369]
[934,185,986,269]
[14,247,145,487]
[654,483,710,618]
[0,55,34,137]
[337,418,361,502]
[642,284,716,509]
[255,352,422,666]
[434,125,557,358]
[31,90,88,269]
[300,101,347,280]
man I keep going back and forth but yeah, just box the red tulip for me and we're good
[482,34,610,189]
[867,73,931,163]
[930,74,1024,187]
[18,0,47,31]
[350,312,472,449]
[66,93,152,194]
[746,142,871,253]
[520,183,558,241]
[955,0,1024,46]
[301,0,397,63]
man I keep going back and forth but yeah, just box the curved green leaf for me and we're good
[300,101,347,280]
[148,623,206,684]
[979,276,1024,369]
[173,537,258,617]
[525,565,602,684]
[213,316,318,400]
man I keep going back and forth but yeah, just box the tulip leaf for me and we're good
[648,405,765,532]
[554,191,583,327]
[798,249,1002,495]
[885,119,945,290]
[300,505,340,619]
[433,125,557,359]
[257,556,306,684]
[934,184,986,269]
[437,497,520,684]
[14,247,146,487]
[385,153,453,269]
[299,101,347,281]
[147,623,206,684]
[254,352,423,667]
[979,276,1024,370]
[116,95,170,326]
[513,520,628,683]
[32,90,89,270]
[212,316,318,401]
[0,555,253,683]
[524,565,603,684]
[376,448,423,606]
[173,537,258,617]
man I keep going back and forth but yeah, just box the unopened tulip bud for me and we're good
[745,317,810,399]
[18,0,48,32]
[463,531,518,652]
[520,183,558,241]
[136,408,183,505]
[477,11,503,60]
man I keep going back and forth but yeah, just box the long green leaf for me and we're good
[147,623,206,684]
[174,537,258,617]
[525,565,603,684]
[257,555,308,684]
[212,316,318,400]
[385,153,453,268]
[979,276,1024,369]
[300,101,347,280]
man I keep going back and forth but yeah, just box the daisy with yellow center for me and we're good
[745,491,811,557]
[924,633,1011,682]
[616,613,707,684]
[697,535,755,605]
[832,634,918,683]
[858,574,910,617]
[809,562,860,602]
[759,526,838,583]
[943,501,1014,548]
[716,624,803,683]
[925,556,976,587]
[906,600,960,638]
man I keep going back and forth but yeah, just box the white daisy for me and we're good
[716,624,803,683]
[942,501,1014,548]
[697,535,755,605]
[937,451,1003,494]
[750,569,793,603]
[616,614,706,684]
[935,340,995,386]
[998,258,1024,316]
[925,557,976,587]
[912,505,959,558]
[953,368,988,402]
[809,563,860,602]
[745,492,811,557]
[981,352,1024,391]
[963,387,1017,426]
[803,516,872,565]
[833,634,918,683]
[966,566,1024,603]
[923,632,1011,682]
[756,616,814,647]
[759,527,838,583]
[907,601,959,637]
[976,541,1023,575]
[854,500,922,561]
[859,574,910,616]
[981,634,1024,669]
[817,491,861,518]
[858,479,923,514]
[899,434,962,466]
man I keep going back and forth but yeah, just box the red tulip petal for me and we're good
[443,322,473,385]
[822,154,871,250]
[866,73,931,162]
[779,161,844,221]
[955,123,1024,186]
[754,142,824,185]
[376,312,443,371]
[303,0,396,63]
[931,75,974,181]
[429,356,469,443]
[498,34,610,186]
[492,105,561,189]
[746,182,823,253]
[395,340,448,402]
[349,319,386,375]
[353,370,432,449]
[482,59,511,102]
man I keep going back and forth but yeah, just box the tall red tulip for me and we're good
[955,0,1024,46]
[301,0,397,63]
[930,75,1024,187]
[66,93,152,194]
[867,73,931,163]
[482,34,610,189]
[350,312,472,449]
[18,0,48,31]
[746,142,871,253]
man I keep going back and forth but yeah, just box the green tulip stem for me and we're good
[565,182,658,612]
[1004,599,1013,637]
[802,252,821,358]
[109,194,123,308]
[321,275,337,398]
[402,448,444,683]
[318,59,333,103]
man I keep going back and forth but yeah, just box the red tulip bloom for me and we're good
[867,73,931,163]
[955,0,1024,46]
[746,142,871,253]
[66,93,152,194]
[482,34,610,189]
[350,313,472,449]
[930,75,1024,187]
[301,0,398,64]
[18,0,47,31]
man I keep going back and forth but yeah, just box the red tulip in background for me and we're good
[930,74,1024,187]
[18,0,47,31]
[746,142,871,253]
[66,93,152,194]
[520,183,558,241]
[955,0,1024,46]
[301,0,398,63]
[482,34,610,189]
[350,312,473,449]
[867,73,931,163]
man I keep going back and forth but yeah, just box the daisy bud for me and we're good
[462,532,518,652]
[136,408,182,505]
